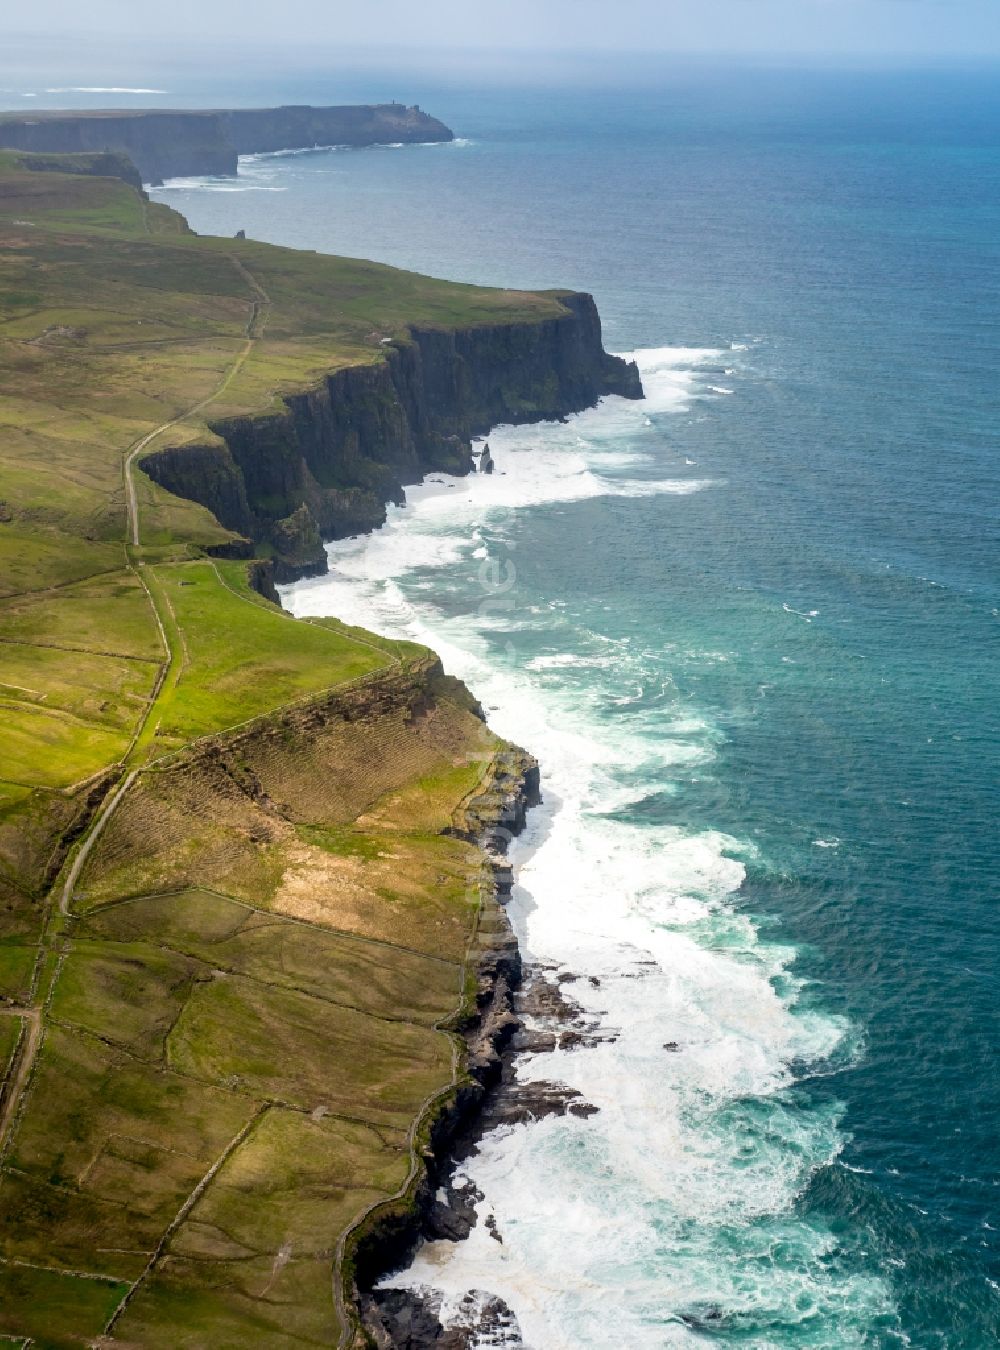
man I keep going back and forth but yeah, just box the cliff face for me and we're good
[0,112,234,184]
[0,104,453,184]
[140,293,642,578]
[221,104,453,153]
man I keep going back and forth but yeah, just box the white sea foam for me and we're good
[151,164,287,194]
[238,142,443,166]
[284,345,887,1344]
[240,145,344,163]
[43,86,166,93]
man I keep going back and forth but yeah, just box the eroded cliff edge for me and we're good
[140,291,643,581]
[346,746,541,1350]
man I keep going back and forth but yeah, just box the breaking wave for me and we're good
[284,346,891,1346]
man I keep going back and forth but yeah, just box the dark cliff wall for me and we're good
[0,112,234,184]
[140,293,642,580]
[0,105,452,184]
[220,104,453,153]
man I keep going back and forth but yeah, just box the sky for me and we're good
[5,0,1000,62]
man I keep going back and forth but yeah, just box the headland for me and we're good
[0,103,454,184]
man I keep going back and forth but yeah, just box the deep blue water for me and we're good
[31,60,1000,1345]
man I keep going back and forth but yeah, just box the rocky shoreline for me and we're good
[360,963,614,1348]
[354,773,617,1349]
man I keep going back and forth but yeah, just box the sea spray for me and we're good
[284,347,894,1346]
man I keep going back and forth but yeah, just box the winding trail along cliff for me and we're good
[0,104,453,184]
[141,291,642,580]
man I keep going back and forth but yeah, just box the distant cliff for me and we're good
[0,104,453,184]
[140,292,642,582]
[219,104,452,156]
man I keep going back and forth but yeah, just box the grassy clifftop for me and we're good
[0,155,566,572]
[0,159,557,1346]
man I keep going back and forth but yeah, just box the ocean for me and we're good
[138,64,1000,1347]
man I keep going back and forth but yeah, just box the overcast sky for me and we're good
[6,0,1000,61]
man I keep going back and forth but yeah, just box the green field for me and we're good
[0,154,531,1346]
[143,561,391,752]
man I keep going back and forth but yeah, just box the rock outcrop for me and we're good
[368,1288,523,1348]
[0,104,453,184]
[140,293,642,579]
[268,502,327,582]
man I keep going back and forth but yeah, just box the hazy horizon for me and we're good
[2,40,1000,116]
[4,0,1000,67]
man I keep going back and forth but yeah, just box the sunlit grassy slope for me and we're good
[0,157,532,1346]
[0,152,550,843]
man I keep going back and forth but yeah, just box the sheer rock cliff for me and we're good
[140,292,642,579]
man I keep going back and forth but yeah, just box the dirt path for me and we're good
[123,254,271,548]
[57,770,139,919]
[0,1008,40,1162]
[0,260,272,1158]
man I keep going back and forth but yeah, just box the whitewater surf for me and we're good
[284,346,888,1346]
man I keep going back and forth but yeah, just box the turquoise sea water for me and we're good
[135,65,1000,1345]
